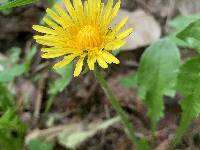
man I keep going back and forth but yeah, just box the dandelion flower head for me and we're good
[33,0,133,76]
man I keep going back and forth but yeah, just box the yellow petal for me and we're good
[46,8,65,27]
[97,56,108,69]
[110,0,121,20]
[101,51,120,64]
[32,25,56,35]
[43,17,59,29]
[74,0,83,13]
[117,28,133,39]
[63,0,77,20]
[102,0,113,20]
[54,4,73,27]
[112,16,128,33]
[102,0,121,32]
[53,54,76,69]
[87,55,96,70]
[74,57,85,77]
[105,40,126,50]
[34,35,67,47]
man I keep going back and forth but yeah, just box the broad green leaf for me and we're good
[137,38,180,129]
[168,13,200,30]
[0,64,25,82]
[174,57,200,146]
[0,0,35,10]
[28,139,54,150]
[177,19,200,53]
[0,108,27,150]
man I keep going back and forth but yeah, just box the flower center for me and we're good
[77,25,102,51]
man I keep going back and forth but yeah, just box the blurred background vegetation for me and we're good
[1,0,200,150]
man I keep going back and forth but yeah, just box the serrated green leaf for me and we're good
[177,19,200,53]
[168,13,200,30]
[137,38,180,129]
[0,83,14,111]
[0,0,35,10]
[0,108,27,150]
[28,139,54,150]
[167,32,191,48]
[174,57,200,146]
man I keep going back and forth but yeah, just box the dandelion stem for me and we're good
[94,67,138,146]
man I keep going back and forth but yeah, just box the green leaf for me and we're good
[137,138,151,150]
[137,38,180,129]
[167,32,191,48]
[24,45,37,73]
[0,108,27,150]
[120,72,137,88]
[168,13,200,30]
[0,0,35,10]
[49,63,73,95]
[177,19,200,53]
[173,57,200,146]
[45,64,73,113]
[0,83,14,111]
[28,139,54,150]
[0,64,25,82]
[167,14,200,50]
[7,47,21,64]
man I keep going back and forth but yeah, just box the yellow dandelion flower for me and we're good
[33,0,133,77]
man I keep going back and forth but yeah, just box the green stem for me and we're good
[45,94,56,114]
[94,67,138,146]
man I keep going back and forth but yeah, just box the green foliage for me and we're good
[49,64,73,95]
[137,38,180,130]
[24,45,37,73]
[173,57,200,146]
[177,19,200,53]
[0,108,27,150]
[28,139,54,150]
[137,138,151,150]
[168,14,200,49]
[0,83,14,112]
[0,0,36,10]
[120,72,137,88]
[0,64,25,82]
[168,13,200,30]
[45,64,73,113]
[0,46,36,82]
